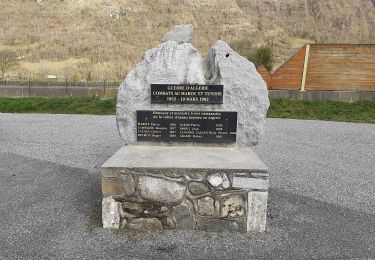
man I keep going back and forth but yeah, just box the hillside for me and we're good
[0,0,374,81]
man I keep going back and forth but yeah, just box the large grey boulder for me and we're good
[204,41,269,145]
[116,24,269,147]
[162,24,194,43]
[116,25,205,144]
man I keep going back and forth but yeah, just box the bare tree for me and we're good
[0,50,18,80]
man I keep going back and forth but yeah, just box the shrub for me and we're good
[86,70,92,81]
[0,50,19,79]
[245,46,274,72]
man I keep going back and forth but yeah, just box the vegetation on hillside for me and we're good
[0,0,374,81]
[0,50,19,79]
[245,46,274,71]
[1,97,374,124]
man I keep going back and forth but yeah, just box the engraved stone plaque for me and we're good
[137,110,237,143]
[151,84,223,104]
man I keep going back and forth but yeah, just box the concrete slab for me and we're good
[102,145,268,173]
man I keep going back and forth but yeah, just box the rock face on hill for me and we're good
[116,24,269,147]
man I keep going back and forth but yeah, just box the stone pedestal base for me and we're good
[101,145,269,232]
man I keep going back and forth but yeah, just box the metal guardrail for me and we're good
[0,79,121,88]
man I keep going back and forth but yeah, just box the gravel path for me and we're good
[0,113,374,259]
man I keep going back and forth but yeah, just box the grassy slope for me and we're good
[1,0,374,81]
[0,97,374,123]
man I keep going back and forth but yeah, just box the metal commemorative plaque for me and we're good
[137,110,237,143]
[151,84,223,104]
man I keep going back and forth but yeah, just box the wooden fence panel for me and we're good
[257,66,271,88]
[305,44,375,91]
[268,47,306,90]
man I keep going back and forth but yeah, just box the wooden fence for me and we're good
[258,44,375,92]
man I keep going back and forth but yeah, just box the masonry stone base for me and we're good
[101,145,269,233]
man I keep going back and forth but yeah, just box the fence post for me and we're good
[65,79,68,96]
[28,77,31,97]
[300,44,310,91]
[103,79,106,97]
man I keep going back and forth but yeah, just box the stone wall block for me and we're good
[121,219,127,228]
[214,199,221,217]
[188,172,205,180]
[102,168,118,178]
[164,216,176,229]
[251,172,269,178]
[221,195,245,218]
[221,173,230,189]
[129,218,163,230]
[102,178,124,196]
[138,176,186,204]
[163,171,184,178]
[207,173,223,187]
[172,199,196,229]
[188,181,210,195]
[232,176,269,190]
[122,173,136,195]
[102,197,121,229]
[197,197,215,216]
[247,191,268,233]
[160,206,169,213]
[123,202,143,214]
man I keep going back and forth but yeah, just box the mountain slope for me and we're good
[0,0,374,80]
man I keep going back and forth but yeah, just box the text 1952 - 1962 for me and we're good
[151,84,223,104]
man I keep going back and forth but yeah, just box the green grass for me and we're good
[0,97,374,123]
[268,99,375,123]
[0,97,116,115]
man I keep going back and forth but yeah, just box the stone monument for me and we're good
[101,24,270,232]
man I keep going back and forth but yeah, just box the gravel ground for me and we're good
[0,113,374,259]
